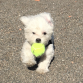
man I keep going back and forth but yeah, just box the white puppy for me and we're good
[20,12,54,74]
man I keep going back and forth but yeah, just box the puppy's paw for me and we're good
[26,60,36,67]
[36,67,49,74]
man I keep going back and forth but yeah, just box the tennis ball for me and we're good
[31,43,45,57]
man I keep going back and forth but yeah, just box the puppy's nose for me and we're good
[36,38,41,43]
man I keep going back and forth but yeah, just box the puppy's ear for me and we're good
[20,16,29,26]
[40,12,53,27]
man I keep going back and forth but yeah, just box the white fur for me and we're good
[20,12,54,74]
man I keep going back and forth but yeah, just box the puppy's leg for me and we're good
[21,41,36,67]
[36,44,54,74]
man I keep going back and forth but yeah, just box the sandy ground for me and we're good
[0,0,83,83]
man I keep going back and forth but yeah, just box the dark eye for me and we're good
[32,32,35,34]
[43,32,47,35]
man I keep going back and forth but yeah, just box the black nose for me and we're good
[36,38,41,43]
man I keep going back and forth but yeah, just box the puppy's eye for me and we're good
[32,32,35,34]
[43,32,47,35]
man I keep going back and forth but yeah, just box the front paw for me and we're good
[36,67,49,74]
[26,60,36,67]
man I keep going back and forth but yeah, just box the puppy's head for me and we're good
[20,12,54,45]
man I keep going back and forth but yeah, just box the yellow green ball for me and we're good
[31,43,45,57]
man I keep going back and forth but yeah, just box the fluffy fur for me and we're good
[20,12,54,74]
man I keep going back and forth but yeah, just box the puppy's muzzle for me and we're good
[36,38,41,43]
